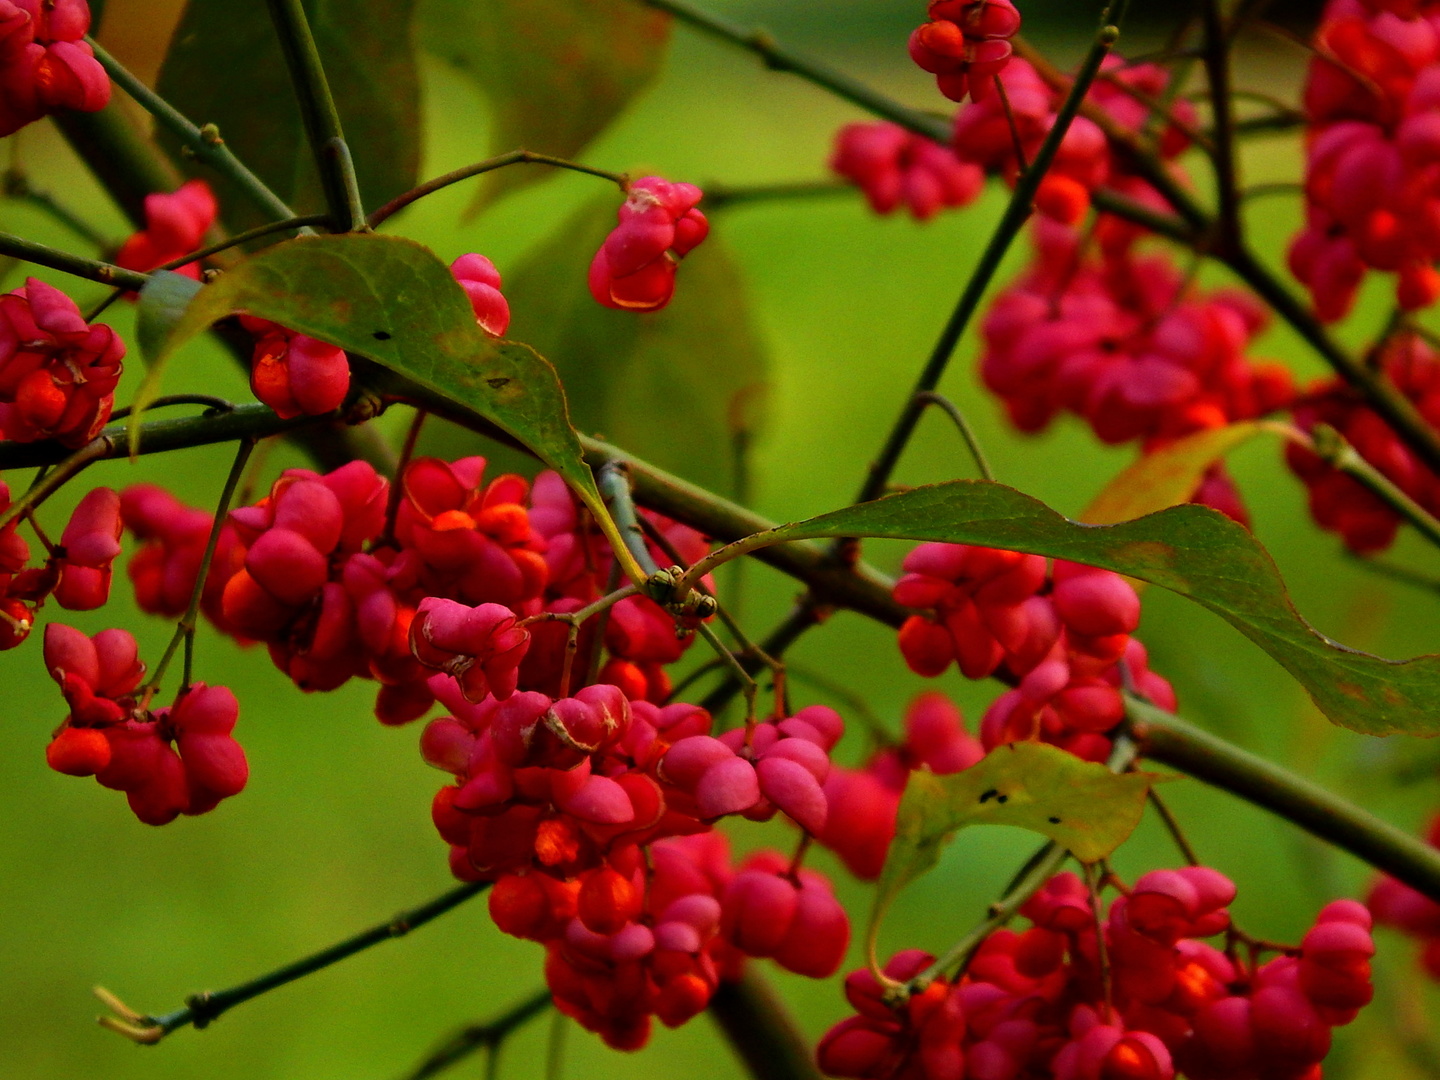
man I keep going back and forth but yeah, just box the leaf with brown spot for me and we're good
[739,481,1440,737]
[871,743,1154,945]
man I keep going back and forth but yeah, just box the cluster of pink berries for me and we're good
[1368,812,1440,979]
[425,680,850,1047]
[589,176,710,313]
[978,225,1294,524]
[109,454,711,724]
[1291,0,1440,321]
[820,868,1374,1080]
[908,0,1021,104]
[895,543,1176,763]
[0,277,125,447]
[0,482,124,650]
[0,0,108,137]
[41,623,248,824]
[830,124,985,221]
[1286,331,1440,551]
[114,179,218,280]
[816,693,984,880]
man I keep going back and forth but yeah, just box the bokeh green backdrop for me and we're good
[3,2,1438,1077]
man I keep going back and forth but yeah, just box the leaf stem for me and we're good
[1279,422,1440,551]
[913,390,995,482]
[85,36,301,226]
[261,0,365,230]
[854,10,1122,506]
[1125,696,1440,900]
[399,989,553,1080]
[367,150,627,229]
[0,229,147,290]
[95,880,491,1043]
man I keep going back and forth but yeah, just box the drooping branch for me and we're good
[1126,697,1440,899]
[95,880,491,1043]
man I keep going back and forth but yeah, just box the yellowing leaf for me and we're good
[1081,423,1269,525]
[878,742,1153,903]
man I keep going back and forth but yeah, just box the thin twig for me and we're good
[262,0,364,230]
[399,990,552,1080]
[96,880,492,1043]
[0,230,147,290]
[2,167,112,247]
[913,390,995,482]
[86,37,300,225]
[855,8,1123,505]
[368,150,627,228]
[1148,788,1201,866]
[140,438,255,700]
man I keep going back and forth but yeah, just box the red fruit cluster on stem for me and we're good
[1287,331,1440,551]
[240,315,352,420]
[42,623,248,824]
[0,277,125,446]
[817,692,984,880]
[896,544,1176,762]
[908,0,1022,104]
[980,225,1293,524]
[114,179,217,280]
[1368,812,1440,978]
[1292,0,1440,320]
[424,676,848,1048]
[830,123,984,220]
[1,481,124,649]
[949,58,1196,226]
[589,177,709,313]
[0,0,108,137]
[819,869,1374,1080]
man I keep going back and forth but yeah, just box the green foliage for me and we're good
[1080,422,1269,525]
[135,270,203,364]
[756,480,1440,737]
[157,0,421,228]
[132,233,606,518]
[882,741,1153,891]
[504,196,770,495]
[871,742,1153,943]
[416,0,671,211]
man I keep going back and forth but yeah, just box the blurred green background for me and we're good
[3,1,1439,1078]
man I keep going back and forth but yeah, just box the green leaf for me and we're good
[416,0,671,211]
[748,481,1440,737]
[1081,422,1270,525]
[132,231,607,522]
[135,270,203,364]
[157,0,420,229]
[875,743,1152,931]
[502,196,770,495]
